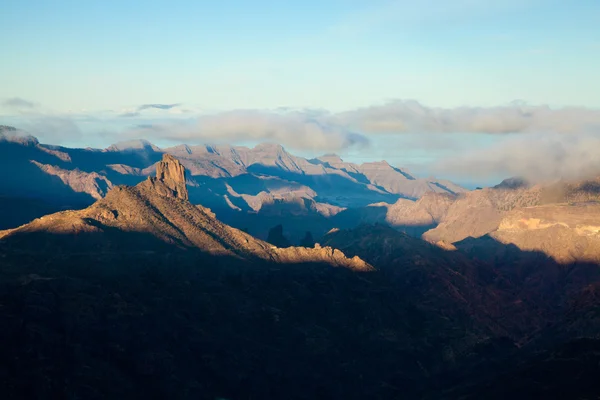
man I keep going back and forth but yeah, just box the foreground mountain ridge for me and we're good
[0,153,370,271]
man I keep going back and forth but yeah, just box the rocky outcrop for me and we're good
[272,245,372,271]
[151,154,188,200]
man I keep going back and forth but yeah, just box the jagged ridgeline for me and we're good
[0,154,370,269]
[0,128,466,240]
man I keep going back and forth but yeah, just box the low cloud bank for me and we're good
[435,132,600,183]
[129,109,369,151]
[336,100,600,134]
[3,99,600,180]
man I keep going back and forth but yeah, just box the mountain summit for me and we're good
[151,153,188,200]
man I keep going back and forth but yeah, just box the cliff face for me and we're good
[153,154,188,200]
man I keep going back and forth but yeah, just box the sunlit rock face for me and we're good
[152,153,189,200]
[491,203,600,263]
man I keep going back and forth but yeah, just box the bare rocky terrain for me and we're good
[3,127,600,398]
[416,178,600,263]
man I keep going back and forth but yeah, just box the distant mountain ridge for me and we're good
[5,126,600,263]
[0,127,466,239]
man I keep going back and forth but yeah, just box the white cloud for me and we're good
[4,98,600,181]
[127,109,369,151]
[335,100,600,135]
[434,132,600,183]
[19,116,84,144]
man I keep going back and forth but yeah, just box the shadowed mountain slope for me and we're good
[0,127,466,238]
[322,224,600,399]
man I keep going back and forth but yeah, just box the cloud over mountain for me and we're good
[435,132,600,183]
[3,99,600,169]
[335,100,600,135]
[128,109,369,151]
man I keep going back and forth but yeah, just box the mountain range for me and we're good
[3,125,600,398]
[0,125,464,241]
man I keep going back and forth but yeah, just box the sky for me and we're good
[1,0,600,187]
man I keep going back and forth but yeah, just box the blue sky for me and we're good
[2,0,600,186]
[2,0,599,111]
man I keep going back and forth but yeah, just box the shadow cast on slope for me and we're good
[187,176,253,213]
[427,338,600,400]
[0,142,99,228]
[0,142,96,204]
[4,222,600,400]
[322,225,600,399]
[453,235,600,302]
[247,164,400,207]
[0,227,523,400]
[0,196,71,230]
[185,175,339,243]
[331,206,438,238]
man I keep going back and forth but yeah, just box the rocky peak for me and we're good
[153,154,188,200]
[254,142,285,153]
[317,154,344,164]
[360,160,393,170]
[172,144,193,155]
[106,139,160,153]
[0,125,17,133]
[0,126,39,146]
